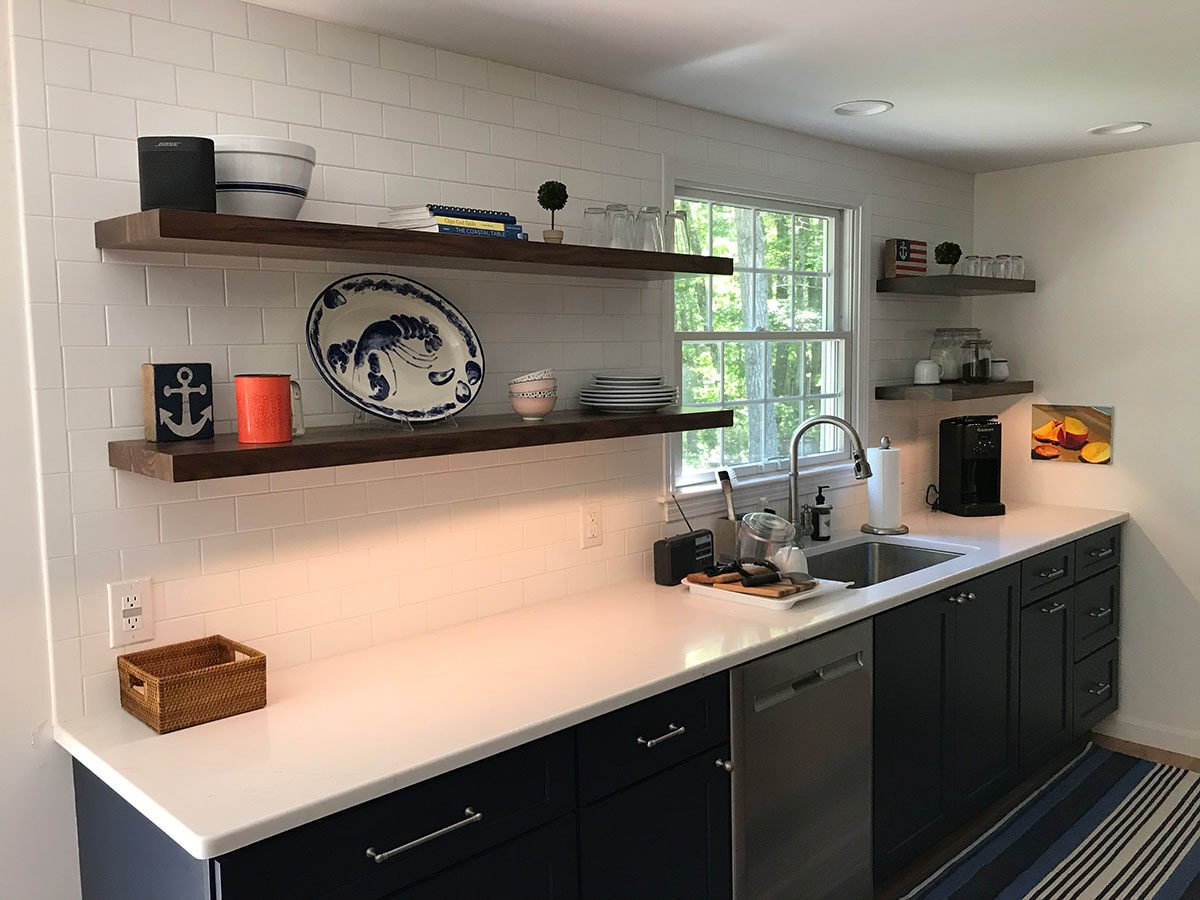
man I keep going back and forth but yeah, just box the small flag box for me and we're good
[883,239,928,278]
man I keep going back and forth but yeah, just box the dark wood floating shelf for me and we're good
[109,408,733,482]
[875,380,1035,402]
[94,210,733,280]
[876,275,1036,296]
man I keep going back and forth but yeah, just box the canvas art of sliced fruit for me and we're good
[1031,405,1113,464]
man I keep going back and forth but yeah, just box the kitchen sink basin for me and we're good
[806,541,963,589]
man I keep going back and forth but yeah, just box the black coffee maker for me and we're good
[939,416,1005,517]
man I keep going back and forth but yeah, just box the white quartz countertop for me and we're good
[56,502,1127,859]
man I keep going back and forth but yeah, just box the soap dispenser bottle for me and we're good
[811,485,832,541]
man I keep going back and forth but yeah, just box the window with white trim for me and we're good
[672,188,856,489]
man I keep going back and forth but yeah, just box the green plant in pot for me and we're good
[934,241,962,274]
[537,180,568,244]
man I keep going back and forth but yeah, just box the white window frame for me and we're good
[660,159,871,520]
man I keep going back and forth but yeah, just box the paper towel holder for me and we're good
[861,436,910,536]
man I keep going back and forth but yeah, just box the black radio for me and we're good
[653,530,714,585]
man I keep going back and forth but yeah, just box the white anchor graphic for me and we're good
[160,366,212,438]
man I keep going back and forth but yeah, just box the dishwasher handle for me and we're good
[752,651,865,714]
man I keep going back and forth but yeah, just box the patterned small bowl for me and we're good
[511,393,557,421]
[509,378,556,393]
[509,369,555,385]
[509,388,558,399]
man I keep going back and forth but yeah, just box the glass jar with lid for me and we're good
[961,338,994,383]
[736,512,797,563]
[929,328,980,381]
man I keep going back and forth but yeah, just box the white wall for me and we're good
[6,0,974,729]
[0,0,81,893]
[974,142,1200,755]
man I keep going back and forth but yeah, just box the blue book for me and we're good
[427,204,517,225]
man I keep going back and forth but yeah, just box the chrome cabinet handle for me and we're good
[1089,607,1113,619]
[1042,601,1067,615]
[1088,682,1112,696]
[1088,547,1115,560]
[948,591,977,605]
[715,758,734,772]
[1039,567,1067,580]
[637,723,686,749]
[965,592,976,602]
[366,808,483,864]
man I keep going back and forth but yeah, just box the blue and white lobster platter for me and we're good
[305,273,485,423]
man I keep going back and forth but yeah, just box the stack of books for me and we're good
[379,205,528,240]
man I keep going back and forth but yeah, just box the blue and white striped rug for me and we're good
[906,745,1200,899]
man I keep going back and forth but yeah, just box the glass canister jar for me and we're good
[736,512,797,563]
[929,328,979,381]
[961,338,994,383]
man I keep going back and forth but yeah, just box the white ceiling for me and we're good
[259,0,1200,173]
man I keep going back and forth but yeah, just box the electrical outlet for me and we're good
[108,578,154,648]
[580,502,603,549]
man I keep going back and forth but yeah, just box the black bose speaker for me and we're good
[137,136,216,213]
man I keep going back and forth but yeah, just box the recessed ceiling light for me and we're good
[833,100,894,117]
[1087,122,1151,135]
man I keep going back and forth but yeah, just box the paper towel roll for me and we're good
[867,443,903,530]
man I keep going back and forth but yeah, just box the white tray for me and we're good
[680,576,853,610]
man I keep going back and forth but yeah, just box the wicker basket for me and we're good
[117,635,266,734]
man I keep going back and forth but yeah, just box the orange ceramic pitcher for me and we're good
[235,374,303,444]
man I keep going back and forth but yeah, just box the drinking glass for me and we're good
[962,255,981,276]
[993,254,1012,279]
[581,207,606,247]
[1009,255,1025,279]
[633,206,664,252]
[665,209,696,254]
[978,256,995,277]
[604,204,633,249]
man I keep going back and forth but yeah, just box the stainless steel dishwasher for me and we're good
[731,621,873,899]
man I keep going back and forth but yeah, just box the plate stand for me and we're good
[351,412,461,432]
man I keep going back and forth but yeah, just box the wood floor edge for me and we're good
[1090,731,1200,773]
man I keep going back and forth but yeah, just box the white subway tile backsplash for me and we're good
[177,67,252,115]
[380,36,435,77]
[213,34,284,82]
[321,94,382,135]
[206,599,277,641]
[135,100,217,136]
[246,5,316,51]
[74,506,160,554]
[17,2,972,718]
[44,0,131,52]
[410,76,463,116]
[253,81,321,125]
[188,307,263,344]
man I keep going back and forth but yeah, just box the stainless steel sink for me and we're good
[806,542,963,588]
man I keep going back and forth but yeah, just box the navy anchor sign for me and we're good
[142,363,215,442]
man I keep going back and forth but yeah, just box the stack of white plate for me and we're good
[579,374,679,412]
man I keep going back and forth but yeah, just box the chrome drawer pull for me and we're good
[1088,682,1112,696]
[1042,601,1067,615]
[1089,607,1114,619]
[948,591,976,605]
[1039,567,1067,580]
[1088,547,1114,560]
[715,758,734,772]
[366,808,483,864]
[637,723,686,749]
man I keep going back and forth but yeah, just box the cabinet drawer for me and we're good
[1075,643,1119,737]
[577,673,729,804]
[1021,544,1074,603]
[1075,526,1121,580]
[215,731,575,900]
[1075,569,1120,660]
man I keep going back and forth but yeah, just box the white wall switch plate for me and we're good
[580,502,603,549]
[108,578,154,648]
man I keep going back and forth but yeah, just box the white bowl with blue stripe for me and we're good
[210,136,316,220]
